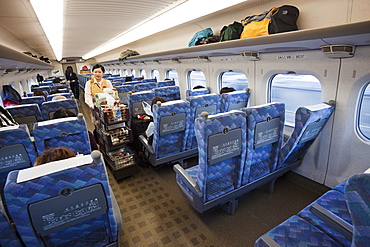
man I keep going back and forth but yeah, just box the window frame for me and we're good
[269,73,323,126]
[187,70,206,90]
[357,81,370,141]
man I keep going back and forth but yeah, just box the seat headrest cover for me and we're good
[17,155,92,183]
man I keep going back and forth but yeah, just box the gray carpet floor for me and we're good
[107,163,328,247]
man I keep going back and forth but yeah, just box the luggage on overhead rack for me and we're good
[240,5,299,39]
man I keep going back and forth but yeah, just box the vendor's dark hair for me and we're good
[92,64,105,73]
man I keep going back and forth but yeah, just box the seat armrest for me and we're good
[173,164,202,198]
[310,203,353,241]
[259,235,282,247]
[139,135,154,154]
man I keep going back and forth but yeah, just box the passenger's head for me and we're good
[151,96,168,111]
[50,89,61,95]
[220,87,236,94]
[52,95,67,101]
[92,64,105,81]
[52,107,76,119]
[125,77,133,82]
[34,147,76,166]
[193,85,205,90]
[53,77,62,84]
[33,90,46,100]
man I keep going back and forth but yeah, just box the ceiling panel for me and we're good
[62,0,187,58]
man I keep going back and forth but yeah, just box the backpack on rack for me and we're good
[188,28,213,47]
[119,49,139,62]
[220,21,244,42]
[198,35,220,45]
[2,85,22,106]
[240,5,299,39]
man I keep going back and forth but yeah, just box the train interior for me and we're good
[0,0,370,246]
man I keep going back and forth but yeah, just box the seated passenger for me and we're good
[143,96,168,143]
[52,108,99,150]
[34,146,76,166]
[52,77,62,84]
[52,95,67,101]
[33,89,47,101]
[50,89,62,95]
[220,87,236,94]
[193,85,205,89]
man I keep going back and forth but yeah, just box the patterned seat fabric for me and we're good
[3,151,119,247]
[152,100,191,158]
[240,103,285,184]
[220,89,250,112]
[278,102,335,169]
[21,96,46,107]
[143,78,157,83]
[134,82,157,92]
[0,124,37,165]
[333,180,346,193]
[157,80,175,87]
[115,85,135,105]
[41,99,79,120]
[186,93,221,150]
[254,215,342,247]
[0,204,24,246]
[345,173,370,247]
[298,190,352,246]
[177,111,247,202]
[6,103,43,134]
[186,88,210,97]
[153,86,180,101]
[127,91,155,119]
[33,114,91,155]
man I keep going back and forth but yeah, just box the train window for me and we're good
[270,74,322,124]
[151,69,160,80]
[130,69,135,76]
[166,69,179,85]
[19,81,25,96]
[122,69,127,76]
[358,82,370,139]
[140,69,146,78]
[220,71,248,92]
[188,70,206,89]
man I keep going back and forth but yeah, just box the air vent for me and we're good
[320,45,355,58]
[240,52,260,61]
[60,57,86,63]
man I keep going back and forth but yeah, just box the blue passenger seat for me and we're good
[186,88,210,97]
[33,113,91,155]
[21,95,46,107]
[0,124,37,167]
[153,86,180,101]
[6,103,43,134]
[134,82,157,92]
[186,93,221,150]
[127,91,155,120]
[3,150,122,247]
[115,84,135,105]
[157,80,175,87]
[41,99,79,120]
[46,93,73,101]
[278,101,335,169]
[254,172,370,247]
[0,203,24,247]
[240,102,285,185]
[151,99,190,158]
[345,173,370,246]
[220,88,250,112]
[173,110,247,214]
